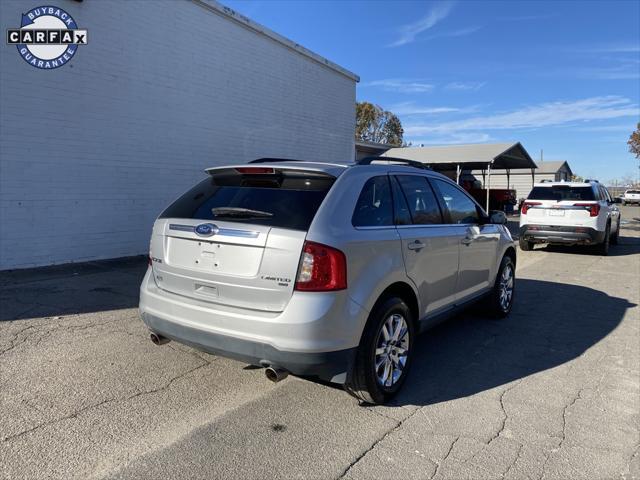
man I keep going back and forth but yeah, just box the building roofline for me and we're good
[192,0,360,82]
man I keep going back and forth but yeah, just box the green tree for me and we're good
[355,101,404,146]
[628,123,640,158]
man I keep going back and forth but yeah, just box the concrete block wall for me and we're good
[0,0,356,269]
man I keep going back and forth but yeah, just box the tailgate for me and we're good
[151,219,305,312]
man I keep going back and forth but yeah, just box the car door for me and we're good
[430,178,500,302]
[600,185,620,231]
[391,174,459,320]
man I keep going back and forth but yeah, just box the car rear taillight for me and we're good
[574,203,600,216]
[295,241,347,292]
[521,201,541,214]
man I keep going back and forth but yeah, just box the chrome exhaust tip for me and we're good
[150,332,170,345]
[265,366,289,383]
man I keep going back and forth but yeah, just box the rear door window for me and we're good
[352,176,394,227]
[394,175,443,225]
[160,170,334,231]
[528,186,595,201]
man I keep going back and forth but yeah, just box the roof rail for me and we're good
[248,158,304,164]
[356,156,431,170]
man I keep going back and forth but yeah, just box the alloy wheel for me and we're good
[374,313,410,387]
[499,264,514,311]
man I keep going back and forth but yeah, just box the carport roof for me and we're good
[382,142,538,171]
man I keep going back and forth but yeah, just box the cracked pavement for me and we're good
[1,206,639,479]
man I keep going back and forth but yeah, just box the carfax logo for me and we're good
[6,5,87,69]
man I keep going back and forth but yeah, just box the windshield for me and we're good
[160,173,334,231]
[528,186,595,201]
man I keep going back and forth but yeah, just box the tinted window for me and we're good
[432,179,480,224]
[352,176,394,227]
[528,186,595,201]
[395,175,443,225]
[627,190,640,194]
[160,173,334,231]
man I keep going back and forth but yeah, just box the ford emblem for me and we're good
[195,223,218,237]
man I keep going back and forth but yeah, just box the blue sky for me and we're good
[224,0,640,181]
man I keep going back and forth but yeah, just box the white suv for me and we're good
[519,181,621,255]
[140,158,517,404]
[622,189,640,205]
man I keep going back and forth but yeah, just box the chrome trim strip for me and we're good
[218,228,260,238]
[169,224,260,238]
[169,224,195,232]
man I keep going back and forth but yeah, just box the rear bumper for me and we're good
[139,269,365,382]
[623,198,640,204]
[519,225,605,245]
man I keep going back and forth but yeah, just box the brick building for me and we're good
[0,0,358,269]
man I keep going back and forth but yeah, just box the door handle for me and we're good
[407,241,425,251]
[461,236,474,246]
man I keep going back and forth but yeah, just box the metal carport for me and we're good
[381,142,538,211]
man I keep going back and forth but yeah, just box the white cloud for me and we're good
[577,65,640,80]
[388,2,455,47]
[444,81,486,91]
[409,133,493,145]
[362,79,435,93]
[569,124,637,132]
[422,25,482,41]
[404,96,639,135]
[390,101,478,115]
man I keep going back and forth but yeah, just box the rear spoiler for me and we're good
[205,165,339,178]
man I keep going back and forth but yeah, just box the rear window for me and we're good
[627,190,640,194]
[160,171,334,231]
[352,176,394,227]
[528,186,595,201]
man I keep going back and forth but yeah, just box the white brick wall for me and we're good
[0,0,356,269]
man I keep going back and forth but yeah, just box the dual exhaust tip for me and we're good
[149,332,289,383]
[264,366,288,383]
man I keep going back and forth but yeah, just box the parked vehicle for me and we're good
[519,180,621,255]
[460,179,517,213]
[467,187,517,213]
[140,158,517,404]
[622,189,640,205]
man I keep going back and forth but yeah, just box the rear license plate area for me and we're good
[548,209,565,216]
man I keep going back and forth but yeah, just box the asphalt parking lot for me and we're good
[1,206,639,480]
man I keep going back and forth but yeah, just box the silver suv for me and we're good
[140,158,517,404]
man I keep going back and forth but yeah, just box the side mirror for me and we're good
[489,210,507,225]
[612,197,622,204]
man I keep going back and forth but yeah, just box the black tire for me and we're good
[519,237,534,251]
[596,223,611,256]
[610,220,620,245]
[486,255,516,318]
[345,297,415,405]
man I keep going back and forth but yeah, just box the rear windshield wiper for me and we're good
[210,207,274,218]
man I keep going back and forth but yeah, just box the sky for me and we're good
[224,0,640,182]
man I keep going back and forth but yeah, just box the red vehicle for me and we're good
[461,180,517,212]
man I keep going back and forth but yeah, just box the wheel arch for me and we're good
[503,246,517,268]
[371,281,419,326]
